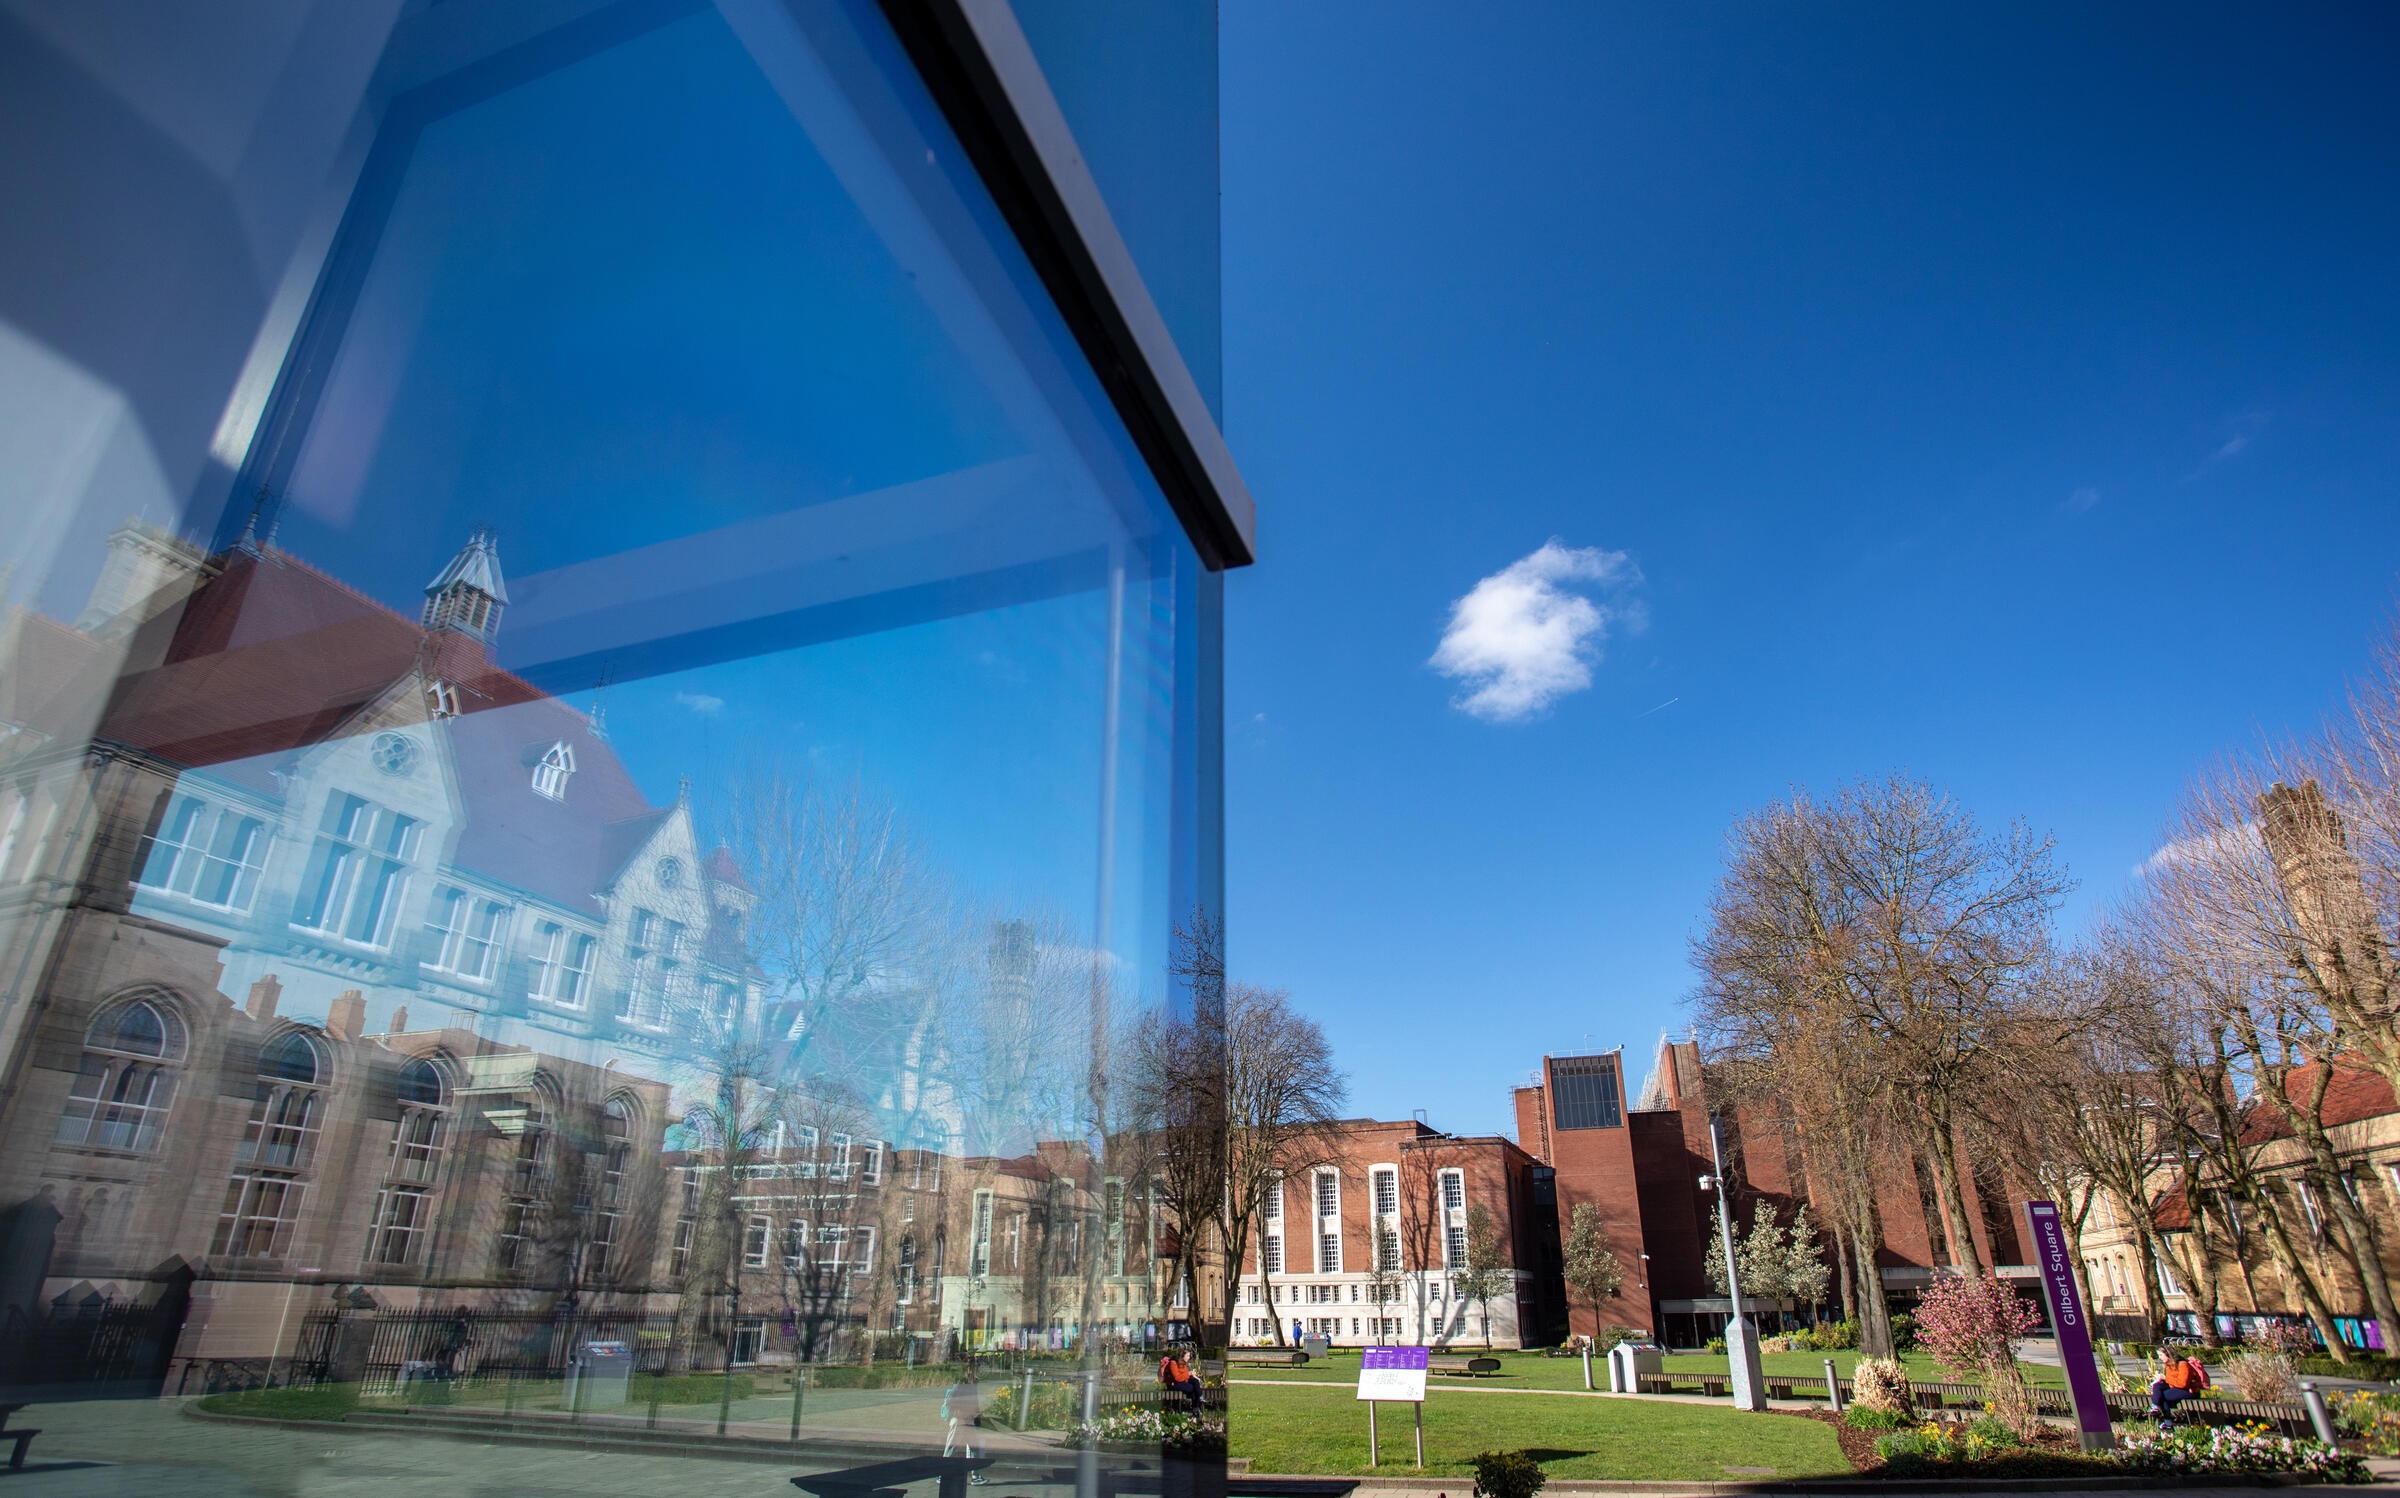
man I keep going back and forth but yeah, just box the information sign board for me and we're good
[2025,1200,2113,1451]
[1357,1346,1428,1402]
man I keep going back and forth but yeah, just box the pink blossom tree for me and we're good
[1914,1272,2044,1436]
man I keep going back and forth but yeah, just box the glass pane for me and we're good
[0,0,1221,1487]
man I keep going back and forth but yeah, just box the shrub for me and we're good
[2112,1423,2370,1482]
[1842,1405,1908,1431]
[1469,1449,1548,1498]
[1850,1356,1912,1415]
[2250,1320,2319,1359]
[2093,1351,2127,1395]
[2220,1347,2300,1405]
[1809,1318,1859,1351]
[1595,1323,1646,1349]
[2299,1351,2400,1381]
[2331,1390,2400,1455]
[1704,1336,1726,1356]
[1914,1273,2039,1380]
[1757,1332,1806,1353]
[1965,1414,2022,1449]
[1888,1312,1918,1351]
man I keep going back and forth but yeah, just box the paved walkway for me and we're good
[0,1394,1089,1497]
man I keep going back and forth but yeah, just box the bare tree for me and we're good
[2146,768,2400,1355]
[1454,1201,1513,1349]
[1217,983,1345,1350]
[1691,794,1903,1354]
[1123,911,1230,1345]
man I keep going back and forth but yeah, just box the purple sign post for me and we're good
[1358,1347,1429,1467]
[2025,1200,2114,1451]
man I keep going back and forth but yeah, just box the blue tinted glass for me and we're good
[0,0,1219,1479]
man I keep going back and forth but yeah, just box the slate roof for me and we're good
[84,544,675,919]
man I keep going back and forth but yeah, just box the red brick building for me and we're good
[1228,1118,1550,1348]
[1516,1039,2037,1347]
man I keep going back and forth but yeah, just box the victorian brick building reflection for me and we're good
[0,524,1165,1382]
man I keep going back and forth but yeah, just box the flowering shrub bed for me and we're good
[2111,1422,2370,1482]
[1069,1406,1226,1456]
[2328,1389,2400,1456]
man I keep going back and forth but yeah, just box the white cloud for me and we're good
[1429,540,1643,723]
[674,690,725,716]
[2063,486,2101,514]
[2132,821,2257,879]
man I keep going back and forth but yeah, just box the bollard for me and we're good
[1581,1343,1593,1392]
[2300,1380,2339,1445]
[1824,1358,1844,1413]
[1017,1368,1035,1431]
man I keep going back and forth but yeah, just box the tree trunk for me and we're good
[2304,1156,2400,1356]
[2252,1186,2352,1363]
[1831,1222,1858,1322]
[1923,1103,1985,1276]
[1851,1193,1897,1358]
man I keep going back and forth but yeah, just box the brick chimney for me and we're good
[244,974,281,1023]
[327,989,365,1041]
[387,1004,409,1036]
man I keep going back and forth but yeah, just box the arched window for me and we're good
[497,1084,556,1274]
[590,1095,635,1276]
[531,741,575,800]
[366,1055,450,1267]
[215,1030,327,1259]
[54,996,185,1153]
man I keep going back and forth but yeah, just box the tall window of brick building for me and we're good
[217,1031,329,1259]
[1550,1055,1623,1130]
[365,1055,449,1267]
[54,996,185,1154]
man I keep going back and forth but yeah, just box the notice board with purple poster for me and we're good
[1358,1346,1428,1402]
[2024,1199,2114,1449]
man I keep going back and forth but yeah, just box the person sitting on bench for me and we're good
[2150,1349,2209,1423]
[1158,1348,1204,1414]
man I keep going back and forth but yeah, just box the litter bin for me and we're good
[565,1340,633,1412]
[1608,1340,1664,1394]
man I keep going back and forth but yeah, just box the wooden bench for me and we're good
[1225,1349,1308,1367]
[1429,1356,1503,1377]
[1637,1372,1728,1397]
[791,1455,993,1498]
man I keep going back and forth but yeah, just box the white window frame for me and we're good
[531,741,575,800]
[136,794,270,911]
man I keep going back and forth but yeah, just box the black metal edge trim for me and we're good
[875,0,1257,570]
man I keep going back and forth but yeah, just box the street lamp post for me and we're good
[1703,1113,1768,1413]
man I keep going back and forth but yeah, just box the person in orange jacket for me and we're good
[2150,1347,2211,1423]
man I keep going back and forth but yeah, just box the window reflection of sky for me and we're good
[229,2,1191,1015]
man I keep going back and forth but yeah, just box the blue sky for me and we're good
[1218,2,2400,1135]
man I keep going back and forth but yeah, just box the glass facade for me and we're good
[1548,1055,1624,1131]
[0,0,1234,1490]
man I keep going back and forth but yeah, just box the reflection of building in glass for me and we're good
[0,524,753,1373]
[0,522,1182,1375]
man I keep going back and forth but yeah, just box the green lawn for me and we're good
[1227,1347,2065,1392]
[1229,1382,1853,1482]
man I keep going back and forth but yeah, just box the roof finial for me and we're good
[587,664,612,740]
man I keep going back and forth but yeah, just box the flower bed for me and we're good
[1070,1406,1226,1457]
[2112,1422,2371,1483]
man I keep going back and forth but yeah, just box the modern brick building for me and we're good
[1227,1118,1550,1348]
[1514,1038,2037,1347]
